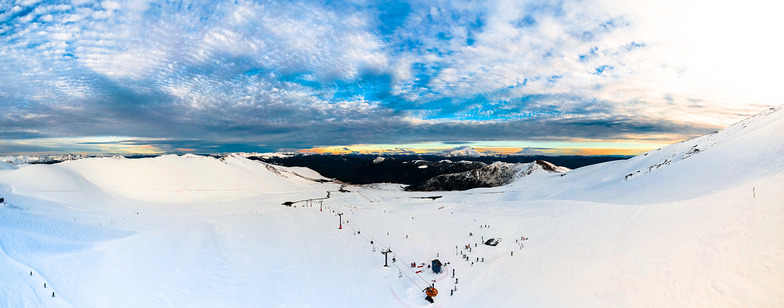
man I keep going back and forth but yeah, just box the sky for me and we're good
[1,0,782,156]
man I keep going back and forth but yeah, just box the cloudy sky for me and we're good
[1,0,782,155]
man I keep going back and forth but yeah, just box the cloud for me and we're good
[1,0,781,154]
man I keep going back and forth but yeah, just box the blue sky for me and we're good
[1,0,782,155]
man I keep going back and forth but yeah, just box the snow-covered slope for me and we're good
[0,161,18,170]
[1,154,329,204]
[0,107,781,307]
[507,106,784,204]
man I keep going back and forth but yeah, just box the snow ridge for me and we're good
[624,107,781,180]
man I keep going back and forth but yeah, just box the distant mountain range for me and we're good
[408,160,571,191]
[2,151,628,191]
[251,154,627,190]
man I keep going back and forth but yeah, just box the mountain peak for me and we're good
[443,146,483,157]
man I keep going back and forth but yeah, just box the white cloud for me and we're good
[385,0,783,126]
[2,0,781,151]
[101,1,121,11]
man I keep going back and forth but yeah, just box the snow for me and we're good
[443,146,483,157]
[414,161,569,191]
[0,108,782,307]
[0,161,18,170]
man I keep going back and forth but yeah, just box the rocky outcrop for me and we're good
[408,160,569,191]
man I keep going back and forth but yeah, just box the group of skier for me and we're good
[28,271,55,298]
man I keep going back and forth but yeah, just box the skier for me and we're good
[52,292,55,298]
[44,283,46,288]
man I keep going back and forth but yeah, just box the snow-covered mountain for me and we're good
[0,154,88,165]
[1,154,330,204]
[442,146,484,157]
[0,107,781,307]
[0,161,18,170]
[503,106,784,204]
[410,160,570,191]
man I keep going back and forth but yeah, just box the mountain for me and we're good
[409,160,570,191]
[251,154,487,186]
[0,154,329,204]
[502,106,784,204]
[0,107,781,307]
[254,154,626,186]
[0,161,18,170]
[0,154,86,165]
[443,146,483,157]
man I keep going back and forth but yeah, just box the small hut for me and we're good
[484,238,500,246]
[431,259,442,273]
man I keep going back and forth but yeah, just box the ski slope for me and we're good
[0,108,782,307]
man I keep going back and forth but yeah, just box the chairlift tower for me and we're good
[337,212,343,229]
[381,248,392,267]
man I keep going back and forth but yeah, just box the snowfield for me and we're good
[1,108,782,307]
